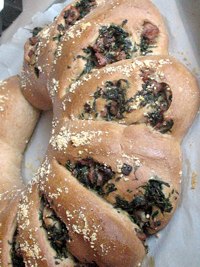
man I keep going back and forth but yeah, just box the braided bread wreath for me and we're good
[0,0,199,266]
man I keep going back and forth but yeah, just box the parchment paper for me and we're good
[0,1,199,266]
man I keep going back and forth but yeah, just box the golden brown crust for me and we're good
[53,55,200,141]
[48,119,181,234]
[51,0,168,100]
[0,76,39,194]
[0,76,39,151]
[0,57,199,266]
[39,159,146,267]
[0,76,39,266]
[21,0,107,110]
[17,183,75,267]
[21,0,168,110]
[0,191,22,267]
[4,55,197,266]
[22,23,59,110]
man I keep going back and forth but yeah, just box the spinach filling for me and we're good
[27,27,43,76]
[79,79,130,121]
[40,196,99,266]
[65,158,174,236]
[28,27,42,47]
[32,27,43,37]
[9,228,25,267]
[78,21,159,74]
[115,178,174,234]
[130,78,173,133]
[79,24,136,75]
[34,67,40,78]
[140,36,155,56]
[79,77,173,133]
[140,22,159,56]
[40,196,69,261]
[75,0,96,19]
[66,158,116,195]
[56,0,96,40]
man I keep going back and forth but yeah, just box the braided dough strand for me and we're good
[21,0,168,110]
[0,76,39,194]
[0,76,39,266]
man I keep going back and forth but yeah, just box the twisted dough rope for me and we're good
[0,76,39,265]
[0,0,199,267]
[1,57,199,267]
[16,56,199,267]
[0,76,39,195]
[21,0,168,110]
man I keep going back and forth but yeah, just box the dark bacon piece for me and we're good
[63,0,96,29]
[80,25,134,73]
[66,158,115,194]
[142,22,159,44]
[95,52,107,67]
[64,6,80,29]
[29,36,39,46]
